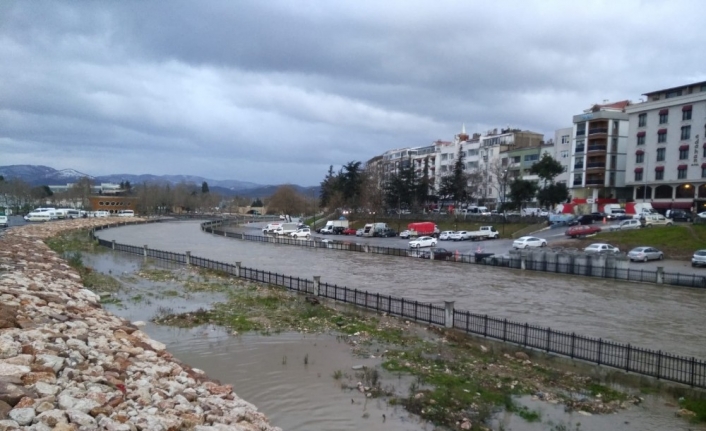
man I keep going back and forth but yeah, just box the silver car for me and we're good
[450,231,470,241]
[583,243,620,254]
[692,250,706,267]
[627,247,664,262]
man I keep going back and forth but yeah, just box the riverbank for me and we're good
[0,219,279,431]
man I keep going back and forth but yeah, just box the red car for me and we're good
[342,227,357,235]
[565,225,602,238]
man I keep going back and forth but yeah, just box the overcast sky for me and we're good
[2,1,705,186]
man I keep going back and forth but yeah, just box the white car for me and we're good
[512,236,547,249]
[584,243,620,254]
[450,231,471,241]
[438,231,455,241]
[697,212,706,219]
[356,228,364,237]
[399,230,412,239]
[290,228,311,239]
[408,236,437,248]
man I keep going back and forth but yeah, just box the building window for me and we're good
[666,90,683,98]
[679,148,689,160]
[576,122,586,136]
[524,154,539,162]
[560,150,569,159]
[634,171,643,182]
[637,135,645,145]
[681,125,691,140]
[702,167,706,178]
[656,148,665,161]
[561,135,570,144]
[658,131,667,143]
[678,168,687,179]
[659,112,668,124]
[636,153,644,163]
[683,110,692,121]
[441,154,448,161]
[655,170,664,180]
[638,113,646,127]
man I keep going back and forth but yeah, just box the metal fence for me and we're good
[201,222,706,289]
[92,229,706,389]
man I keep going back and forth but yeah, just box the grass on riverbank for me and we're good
[553,224,706,260]
[151,278,643,430]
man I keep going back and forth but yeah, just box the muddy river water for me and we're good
[95,220,706,359]
[84,221,706,430]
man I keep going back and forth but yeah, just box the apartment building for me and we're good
[569,101,631,208]
[553,127,573,186]
[625,81,706,213]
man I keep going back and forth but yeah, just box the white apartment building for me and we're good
[625,80,706,213]
[553,127,573,186]
[568,101,630,208]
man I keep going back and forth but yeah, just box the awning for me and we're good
[634,167,643,173]
[659,109,669,115]
[679,145,690,151]
[636,149,645,155]
[637,131,646,137]
[655,166,665,172]
[682,105,693,112]
[678,164,688,170]
[651,201,693,210]
[702,162,706,168]
[658,128,667,134]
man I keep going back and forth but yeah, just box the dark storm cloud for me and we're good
[2,0,705,185]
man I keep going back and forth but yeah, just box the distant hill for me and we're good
[0,164,318,198]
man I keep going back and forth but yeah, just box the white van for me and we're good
[117,210,135,217]
[24,208,57,222]
[90,211,110,218]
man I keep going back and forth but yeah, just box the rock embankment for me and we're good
[0,219,280,431]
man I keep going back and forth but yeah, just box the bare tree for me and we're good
[266,185,308,216]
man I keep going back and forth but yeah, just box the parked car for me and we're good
[667,210,693,222]
[450,231,471,241]
[569,215,594,226]
[417,248,454,260]
[692,250,706,267]
[438,231,455,241]
[590,212,606,221]
[627,247,664,262]
[290,228,311,239]
[697,212,706,219]
[408,236,437,248]
[342,227,357,235]
[0,214,7,228]
[512,236,547,249]
[614,219,642,230]
[565,225,601,238]
[583,243,620,254]
[376,228,397,238]
[641,214,673,227]
[399,230,412,239]
[355,228,364,237]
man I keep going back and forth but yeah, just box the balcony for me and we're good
[572,179,583,187]
[586,162,605,169]
[585,178,605,186]
[576,130,586,136]
[588,127,608,135]
[587,145,607,152]
[573,164,584,170]
[575,146,585,153]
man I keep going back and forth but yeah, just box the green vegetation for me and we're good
[559,224,706,260]
[45,229,102,255]
[679,396,706,422]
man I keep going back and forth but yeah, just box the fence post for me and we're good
[656,266,664,284]
[430,250,435,261]
[143,245,148,258]
[185,251,191,266]
[444,301,454,328]
[656,350,662,380]
[520,256,526,270]
[111,240,115,250]
[235,262,241,278]
[313,276,321,296]
[625,344,631,373]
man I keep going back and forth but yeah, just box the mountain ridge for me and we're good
[0,165,319,198]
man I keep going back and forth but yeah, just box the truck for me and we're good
[407,222,440,238]
[467,226,499,241]
[319,219,349,235]
[362,222,389,237]
[272,222,299,236]
[262,222,282,234]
